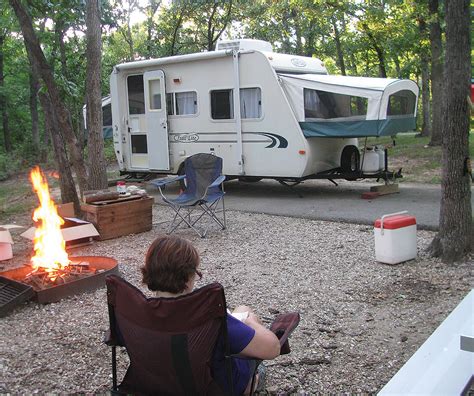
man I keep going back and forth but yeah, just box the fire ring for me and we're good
[0,256,118,304]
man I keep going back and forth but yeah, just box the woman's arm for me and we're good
[239,312,281,360]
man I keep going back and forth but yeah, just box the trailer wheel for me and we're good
[340,145,360,178]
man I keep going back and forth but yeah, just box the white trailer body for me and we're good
[109,40,418,180]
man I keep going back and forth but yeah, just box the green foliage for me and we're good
[0,150,25,181]
[103,138,117,164]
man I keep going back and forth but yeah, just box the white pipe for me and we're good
[232,50,244,175]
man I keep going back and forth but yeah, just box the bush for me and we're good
[0,151,22,181]
[103,138,118,164]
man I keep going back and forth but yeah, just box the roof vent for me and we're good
[216,39,273,52]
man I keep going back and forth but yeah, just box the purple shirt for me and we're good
[212,313,256,394]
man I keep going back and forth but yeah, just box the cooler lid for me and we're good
[374,215,416,229]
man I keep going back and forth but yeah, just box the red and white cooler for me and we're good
[374,211,417,264]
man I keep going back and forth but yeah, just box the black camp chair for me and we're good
[150,153,226,238]
[104,274,301,395]
[104,274,234,395]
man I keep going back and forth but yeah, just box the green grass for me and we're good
[0,182,36,222]
[365,132,474,183]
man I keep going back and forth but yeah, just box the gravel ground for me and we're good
[0,204,472,394]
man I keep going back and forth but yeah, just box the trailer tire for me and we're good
[340,145,360,178]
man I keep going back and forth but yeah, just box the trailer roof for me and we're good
[280,73,418,92]
[113,50,327,75]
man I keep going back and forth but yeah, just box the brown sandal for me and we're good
[270,312,300,355]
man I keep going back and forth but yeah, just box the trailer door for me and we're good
[144,70,170,170]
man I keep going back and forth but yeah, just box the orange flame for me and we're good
[29,166,70,278]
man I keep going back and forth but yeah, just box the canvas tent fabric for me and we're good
[299,118,417,138]
[279,74,419,138]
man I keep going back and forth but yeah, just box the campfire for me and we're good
[23,166,97,289]
[0,166,118,304]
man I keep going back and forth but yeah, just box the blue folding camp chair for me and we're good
[150,153,226,238]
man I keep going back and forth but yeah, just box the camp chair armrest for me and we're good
[208,175,226,189]
[150,175,186,188]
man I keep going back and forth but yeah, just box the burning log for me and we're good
[23,262,99,290]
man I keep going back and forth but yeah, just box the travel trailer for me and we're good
[83,95,113,139]
[109,39,419,183]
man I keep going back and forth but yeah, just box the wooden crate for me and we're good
[81,196,154,240]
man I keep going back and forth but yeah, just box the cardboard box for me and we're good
[81,196,153,240]
[0,225,23,261]
[56,202,75,218]
[21,217,99,248]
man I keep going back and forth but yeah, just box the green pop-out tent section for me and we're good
[279,73,419,138]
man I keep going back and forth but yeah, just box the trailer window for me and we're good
[131,134,147,154]
[304,88,367,119]
[148,79,162,110]
[166,93,174,115]
[240,88,261,119]
[387,90,416,116]
[127,75,145,115]
[102,103,112,127]
[176,91,197,115]
[211,89,234,119]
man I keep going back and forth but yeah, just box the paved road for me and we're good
[149,179,474,231]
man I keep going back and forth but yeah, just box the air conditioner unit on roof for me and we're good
[215,39,273,52]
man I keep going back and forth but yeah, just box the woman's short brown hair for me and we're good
[141,235,200,294]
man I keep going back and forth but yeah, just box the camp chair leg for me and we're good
[166,206,198,234]
[167,206,208,238]
[197,199,226,230]
[221,197,226,229]
[112,346,118,391]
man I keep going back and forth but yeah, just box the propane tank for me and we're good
[375,146,385,171]
[361,147,380,174]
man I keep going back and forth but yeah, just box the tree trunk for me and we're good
[85,0,108,190]
[169,12,183,56]
[0,34,12,152]
[206,3,217,52]
[292,8,303,55]
[427,0,471,263]
[25,38,43,158]
[362,23,387,77]
[418,17,431,137]
[39,92,80,212]
[349,52,359,75]
[393,55,401,78]
[420,57,431,137]
[29,66,40,153]
[428,0,443,146]
[332,18,346,76]
[9,0,89,195]
[146,0,161,58]
[54,20,68,79]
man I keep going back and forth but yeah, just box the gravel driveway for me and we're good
[0,205,472,394]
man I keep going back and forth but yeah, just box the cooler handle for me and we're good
[380,211,408,235]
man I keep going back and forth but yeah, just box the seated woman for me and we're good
[141,234,281,395]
